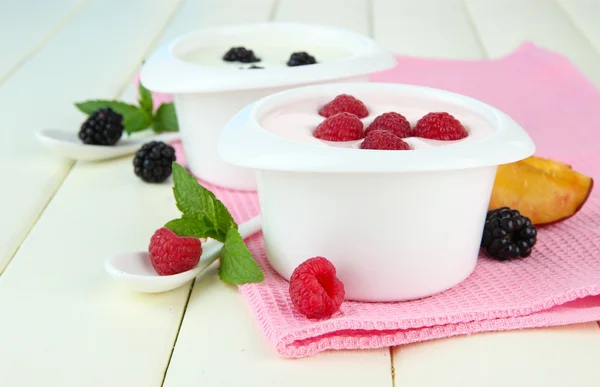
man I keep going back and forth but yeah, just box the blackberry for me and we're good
[133,141,176,183]
[287,51,316,66]
[78,107,124,146]
[222,47,260,63]
[481,207,537,261]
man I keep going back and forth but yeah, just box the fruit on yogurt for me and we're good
[481,207,537,261]
[222,47,261,63]
[360,130,410,150]
[313,112,364,141]
[364,112,412,138]
[414,112,468,140]
[318,94,369,118]
[148,227,202,275]
[489,156,594,225]
[289,257,345,319]
[287,51,317,66]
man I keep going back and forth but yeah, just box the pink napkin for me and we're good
[162,42,600,358]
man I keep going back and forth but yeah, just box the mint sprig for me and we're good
[152,103,179,133]
[165,163,264,284]
[219,228,264,284]
[75,82,178,135]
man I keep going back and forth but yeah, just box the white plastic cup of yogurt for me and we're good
[139,22,397,191]
[217,82,535,302]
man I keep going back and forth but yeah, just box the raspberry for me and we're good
[360,130,411,150]
[133,141,177,183]
[481,207,537,261]
[287,51,317,66]
[78,107,124,146]
[318,94,369,118]
[289,257,345,319]
[364,112,412,138]
[414,112,468,141]
[222,47,260,63]
[148,227,202,275]
[313,112,364,142]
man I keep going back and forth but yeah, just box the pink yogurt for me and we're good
[259,93,494,149]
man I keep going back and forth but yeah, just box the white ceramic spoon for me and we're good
[36,129,181,161]
[104,216,263,293]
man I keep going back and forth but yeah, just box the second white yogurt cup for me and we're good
[140,22,396,190]
[217,82,535,302]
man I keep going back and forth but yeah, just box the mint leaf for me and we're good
[165,217,211,238]
[123,109,152,135]
[219,228,264,284]
[152,103,179,133]
[75,100,151,135]
[138,83,153,115]
[171,163,237,242]
[75,100,139,116]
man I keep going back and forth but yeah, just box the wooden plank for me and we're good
[392,324,600,387]
[275,0,369,36]
[464,0,600,87]
[372,0,484,58]
[557,0,600,62]
[159,1,392,386]
[0,0,85,83]
[158,0,276,43]
[0,155,190,387]
[0,0,180,274]
[0,0,184,385]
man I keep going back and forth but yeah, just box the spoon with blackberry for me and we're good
[36,107,180,161]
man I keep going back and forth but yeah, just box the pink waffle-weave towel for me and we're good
[157,43,600,358]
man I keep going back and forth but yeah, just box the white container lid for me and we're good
[139,22,397,94]
[217,82,536,173]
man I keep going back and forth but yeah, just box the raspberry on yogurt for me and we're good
[360,130,411,150]
[364,112,412,138]
[414,112,468,141]
[313,112,364,141]
[318,94,369,118]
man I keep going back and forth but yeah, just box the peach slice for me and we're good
[488,156,594,225]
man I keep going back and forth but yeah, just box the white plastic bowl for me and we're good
[140,22,396,191]
[217,82,535,302]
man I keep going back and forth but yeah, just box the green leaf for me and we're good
[138,83,153,115]
[171,163,237,242]
[219,227,264,284]
[123,109,153,135]
[164,217,211,238]
[75,100,140,116]
[152,103,179,133]
[74,100,151,135]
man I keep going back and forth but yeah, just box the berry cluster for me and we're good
[222,47,318,68]
[287,51,317,66]
[149,227,202,275]
[222,47,261,63]
[78,107,124,146]
[481,207,538,261]
[313,94,470,150]
[133,141,177,183]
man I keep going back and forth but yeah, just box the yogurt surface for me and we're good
[179,45,350,69]
[259,93,495,149]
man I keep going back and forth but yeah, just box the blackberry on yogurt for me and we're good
[287,51,317,66]
[222,47,260,63]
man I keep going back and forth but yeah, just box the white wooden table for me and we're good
[1,0,600,386]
